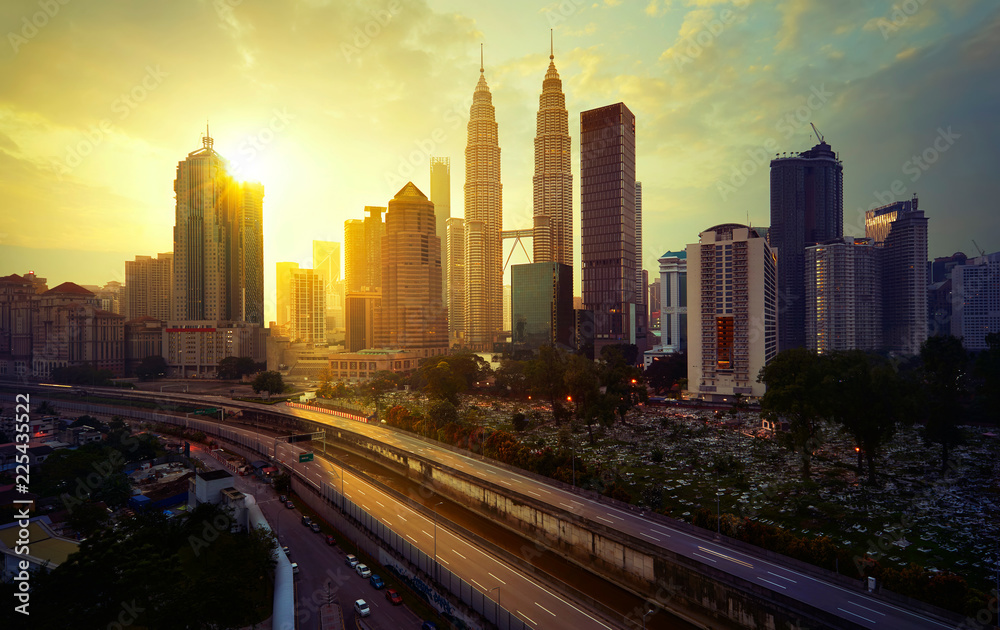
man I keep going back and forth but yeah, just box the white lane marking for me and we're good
[535,602,556,617]
[757,577,787,590]
[559,502,576,510]
[526,490,542,497]
[838,607,877,624]
[595,516,614,524]
[439,557,450,565]
[422,530,433,538]
[649,527,672,537]
[692,552,718,563]
[848,601,886,616]
[606,512,624,521]
[497,479,512,486]
[356,489,366,495]
[406,534,419,543]
[488,572,507,585]
[518,611,537,626]
[471,578,487,591]
[639,532,661,542]
[397,515,407,522]
[362,505,370,512]
[767,571,797,583]
[697,546,753,568]
[453,550,466,560]
[376,500,385,508]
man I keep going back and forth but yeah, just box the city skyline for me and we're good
[1,1,998,326]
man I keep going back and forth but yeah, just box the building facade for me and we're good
[950,252,1000,351]
[687,225,777,402]
[344,220,366,294]
[865,198,928,355]
[163,320,266,377]
[31,283,125,378]
[658,251,688,354]
[532,42,572,268]
[464,54,503,350]
[769,139,843,352]
[511,262,574,355]
[580,103,637,355]
[804,237,882,353]
[430,157,451,298]
[289,268,326,343]
[446,217,466,348]
[124,253,173,321]
[345,292,380,352]
[375,182,448,356]
[328,348,424,383]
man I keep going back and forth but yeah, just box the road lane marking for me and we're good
[649,527,672,537]
[639,532,661,541]
[559,502,576,510]
[471,578,487,591]
[397,515,407,522]
[376,500,385,508]
[406,534,419,543]
[848,601,886,616]
[767,571,797,583]
[838,607,877,624]
[497,479,512,486]
[692,552,717,563]
[697,546,754,568]
[535,602,556,616]
[518,611,537,626]
[606,512,624,521]
[757,577,787,590]
[439,557,450,565]
[595,516,614,524]
[488,572,506,585]
[422,530,433,538]
[453,550,466,560]
[526,490,542,497]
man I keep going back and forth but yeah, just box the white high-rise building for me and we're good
[124,252,173,321]
[805,237,881,353]
[658,250,687,353]
[289,268,326,343]
[687,224,777,402]
[446,217,466,348]
[951,251,1000,351]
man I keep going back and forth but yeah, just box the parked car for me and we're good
[285,501,294,509]
[290,562,299,574]
[279,494,287,503]
[345,554,359,568]
[310,522,321,533]
[354,599,370,617]
[301,516,311,526]
[280,546,290,556]
[421,622,437,630]
[325,535,336,546]
[355,563,371,578]
[385,589,403,605]
[369,574,384,589]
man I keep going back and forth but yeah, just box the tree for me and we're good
[251,371,285,397]
[36,400,57,416]
[919,335,969,475]
[365,370,401,419]
[757,348,829,479]
[218,356,258,380]
[525,345,569,423]
[424,360,465,406]
[67,500,109,537]
[974,332,1000,426]
[494,359,529,397]
[564,354,607,443]
[644,352,687,395]
[135,355,167,380]
[315,366,336,398]
[599,346,646,423]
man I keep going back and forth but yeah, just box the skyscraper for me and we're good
[289,268,326,343]
[172,130,264,324]
[313,240,342,336]
[464,47,503,351]
[512,262,574,355]
[430,157,451,299]
[124,252,173,321]
[687,224,777,402]
[866,197,928,355]
[345,207,384,351]
[635,181,643,308]
[344,220,366,294]
[376,182,447,355]
[580,103,636,355]
[532,35,572,268]
[446,217,466,348]
[769,139,843,352]
[275,262,299,331]
[951,251,1000,351]
[658,251,687,353]
[804,237,881,353]
[364,206,386,290]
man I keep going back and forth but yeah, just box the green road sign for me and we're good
[298,452,314,463]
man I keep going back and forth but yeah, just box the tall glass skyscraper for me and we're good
[512,262,574,354]
[430,157,451,299]
[769,139,843,352]
[580,103,636,355]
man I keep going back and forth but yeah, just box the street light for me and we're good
[642,608,654,629]
[489,586,501,623]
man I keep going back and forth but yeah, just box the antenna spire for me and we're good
[550,29,554,60]
[480,43,483,73]
[203,120,213,150]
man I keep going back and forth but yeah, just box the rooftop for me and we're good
[198,469,233,481]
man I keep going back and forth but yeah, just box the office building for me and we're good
[344,220,366,294]
[163,320,266,377]
[313,240,343,337]
[928,252,968,338]
[289,268,326,343]
[866,198,928,356]
[446,217,466,347]
[532,38,572,268]
[658,251,688,354]
[376,182,448,356]
[687,224,777,402]
[649,279,661,332]
[345,292,381,352]
[580,102,636,355]
[31,282,125,378]
[951,252,1000,351]
[172,130,264,325]
[511,262,574,355]
[503,284,512,333]
[124,253,173,321]
[275,262,299,328]
[769,139,843,352]
[0,273,43,377]
[804,237,881,353]
[464,49,503,350]
[430,157,451,298]
[635,182,643,308]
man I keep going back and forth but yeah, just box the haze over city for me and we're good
[1,0,998,325]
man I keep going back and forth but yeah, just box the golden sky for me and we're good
[1,0,997,323]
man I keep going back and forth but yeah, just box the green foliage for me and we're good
[511,412,528,431]
[251,370,285,396]
[217,356,258,380]
[919,335,969,474]
[525,345,569,422]
[644,352,687,395]
[494,359,529,397]
[423,360,465,405]
[599,345,647,422]
[135,355,168,380]
[66,500,109,537]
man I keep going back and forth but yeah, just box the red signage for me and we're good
[165,327,217,333]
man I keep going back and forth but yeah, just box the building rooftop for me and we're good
[0,518,79,567]
[44,281,94,296]
[659,250,687,260]
[197,469,233,481]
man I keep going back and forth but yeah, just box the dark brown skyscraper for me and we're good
[580,103,636,355]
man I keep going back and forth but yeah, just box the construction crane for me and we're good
[810,122,824,144]
[972,239,985,257]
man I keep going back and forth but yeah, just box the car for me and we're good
[385,589,402,605]
[279,494,287,503]
[420,622,437,630]
[280,545,290,556]
[369,574,384,589]
[285,500,294,509]
[354,599,370,617]
[310,522,321,533]
[290,562,299,574]
[325,534,336,546]
[345,554,359,568]
[355,563,371,578]
[301,516,311,526]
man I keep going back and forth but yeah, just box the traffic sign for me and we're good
[299,452,314,463]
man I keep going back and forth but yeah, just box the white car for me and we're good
[354,599,370,617]
[355,563,371,578]
[290,562,299,574]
